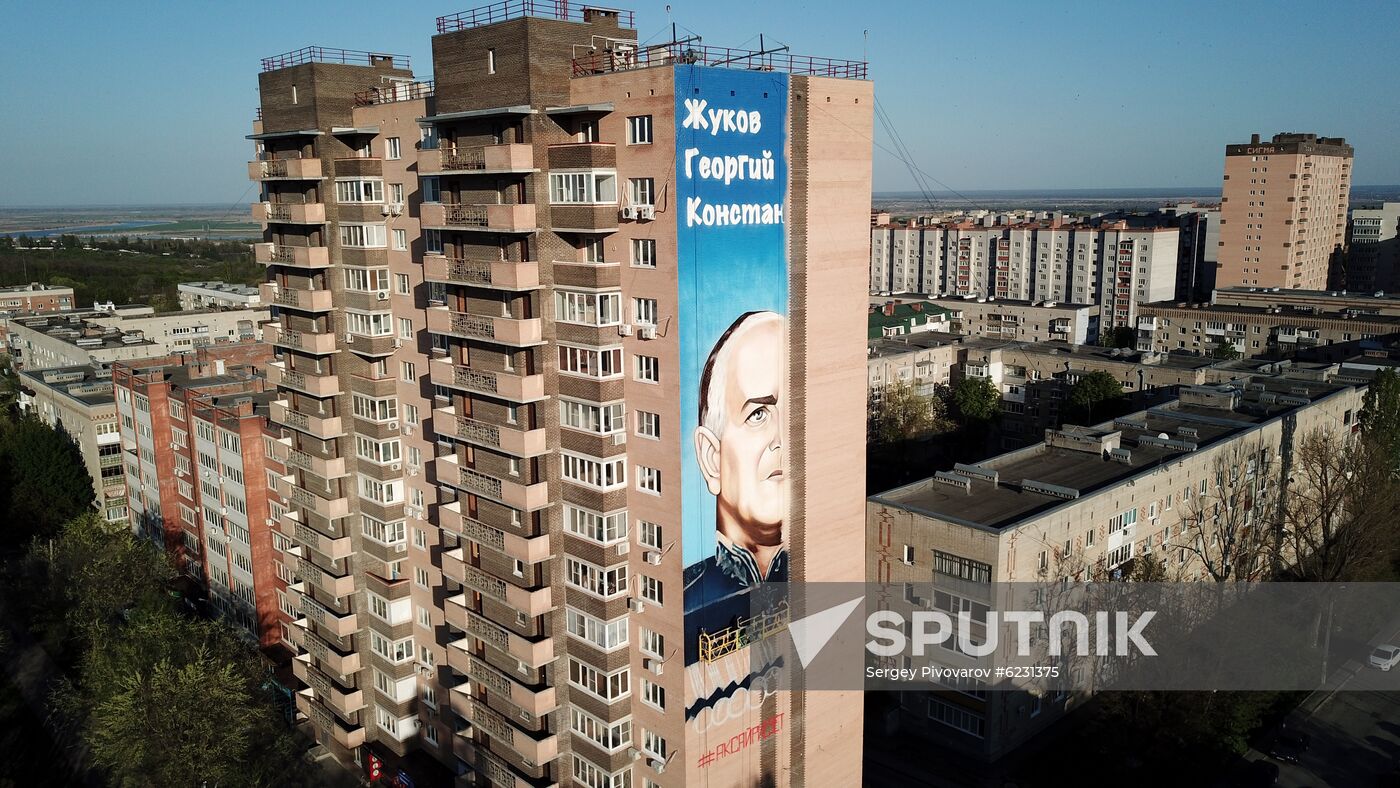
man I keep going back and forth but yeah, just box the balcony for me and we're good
[434,407,548,457]
[299,556,356,599]
[444,605,554,668]
[287,482,352,520]
[285,448,348,479]
[447,558,552,617]
[419,143,535,175]
[248,156,322,181]
[265,325,339,354]
[284,511,353,561]
[253,201,327,225]
[425,307,543,346]
[453,690,559,766]
[268,362,342,398]
[284,617,308,650]
[254,243,330,269]
[421,202,536,233]
[423,254,540,291]
[294,653,366,717]
[303,627,361,676]
[261,282,334,312]
[454,649,557,717]
[436,455,549,511]
[295,689,365,750]
[428,358,546,402]
[271,400,344,439]
[440,504,552,564]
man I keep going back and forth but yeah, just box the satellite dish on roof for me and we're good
[1158,433,1169,440]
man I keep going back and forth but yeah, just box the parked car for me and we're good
[1267,730,1311,764]
[1370,644,1400,671]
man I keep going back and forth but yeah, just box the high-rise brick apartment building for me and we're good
[1217,132,1353,291]
[249,4,871,785]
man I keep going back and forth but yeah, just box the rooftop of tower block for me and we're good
[260,46,411,73]
[436,0,635,32]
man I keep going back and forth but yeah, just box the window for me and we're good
[641,678,665,710]
[560,399,625,435]
[169,401,185,420]
[487,48,496,74]
[639,575,663,605]
[370,631,414,663]
[642,730,667,761]
[405,404,419,426]
[634,355,659,383]
[933,550,991,584]
[583,237,605,263]
[355,436,402,465]
[566,608,629,651]
[635,410,660,439]
[395,317,412,340]
[395,273,410,294]
[550,171,618,204]
[344,266,390,292]
[636,466,661,495]
[339,223,387,248]
[401,361,417,382]
[565,558,628,599]
[902,544,915,564]
[572,754,632,788]
[346,311,393,336]
[352,394,397,422]
[639,521,662,550]
[335,178,385,203]
[627,115,653,145]
[568,658,630,702]
[629,177,655,206]
[393,229,408,250]
[928,696,985,738]
[561,452,626,491]
[641,628,665,658]
[1108,507,1137,533]
[563,504,628,544]
[571,707,631,752]
[386,137,401,160]
[632,297,658,326]
[632,238,657,268]
[415,566,430,588]
[362,515,406,545]
[421,178,441,205]
[390,182,404,204]
[358,475,402,504]
[556,290,622,326]
[558,345,623,379]
[367,591,410,625]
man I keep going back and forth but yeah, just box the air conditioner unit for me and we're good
[644,657,664,675]
[643,550,661,566]
[617,324,633,337]
[409,467,419,477]
[381,204,393,216]
[612,432,627,445]
[403,425,415,436]
[616,541,630,556]
[628,597,645,613]
[621,206,639,220]
[345,333,355,343]
[387,420,400,431]
[637,205,656,221]
[650,759,666,773]
[639,326,657,340]
[376,291,390,301]
[390,462,402,471]
[395,543,408,554]
[628,748,642,762]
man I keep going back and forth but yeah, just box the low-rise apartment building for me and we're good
[178,281,264,311]
[18,363,127,524]
[10,307,269,370]
[930,295,1099,345]
[0,282,75,315]
[868,372,1365,761]
[1345,202,1400,294]
[1136,300,1400,359]
[868,333,961,396]
[869,298,954,338]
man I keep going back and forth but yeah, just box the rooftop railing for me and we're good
[437,0,634,33]
[261,46,410,72]
[354,79,435,106]
[572,41,868,80]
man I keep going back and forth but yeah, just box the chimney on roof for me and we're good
[884,303,896,317]
[1251,133,1261,144]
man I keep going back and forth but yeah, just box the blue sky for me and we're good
[2,0,1397,206]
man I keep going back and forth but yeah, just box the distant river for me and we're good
[1,220,176,239]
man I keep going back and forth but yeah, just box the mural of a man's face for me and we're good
[695,313,786,540]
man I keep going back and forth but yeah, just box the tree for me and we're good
[0,415,95,550]
[868,380,951,445]
[1279,427,1400,582]
[1208,339,1243,360]
[952,376,1000,423]
[1069,370,1124,424]
[1359,368,1400,470]
[1177,439,1279,582]
[0,353,20,421]
[1098,326,1137,349]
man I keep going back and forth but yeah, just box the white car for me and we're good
[1370,645,1400,671]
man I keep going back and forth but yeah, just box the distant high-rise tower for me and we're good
[1217,132,1352,291]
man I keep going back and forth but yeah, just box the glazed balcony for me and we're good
[420,202,537,233]
[425,306,543,346]
[253,201,327,225]
[285,448,348,479]
[268,362,342,398]
[284,510,353,561]
[265,325,339,355]
[444,602,554,668]
[261,282,334,312]
[271,399,344,439]
[419,143,535,175]
[248,156,322,181]
[434,406,548,457]
[436,454,549,511]
[254,243,330,269]
[428,358,546,402]
[304,627,361,676]
[439,502,552,564]
[295,690,366,750]
[423,254,540,291]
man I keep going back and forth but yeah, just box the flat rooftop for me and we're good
[19,364,116,407]
[928,295,1096,312]
[1144,300,1400,325]
[868,332,965,359]
[872,376,1356,531]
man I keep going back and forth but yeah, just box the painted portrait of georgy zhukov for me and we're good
[683,310,788,608]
